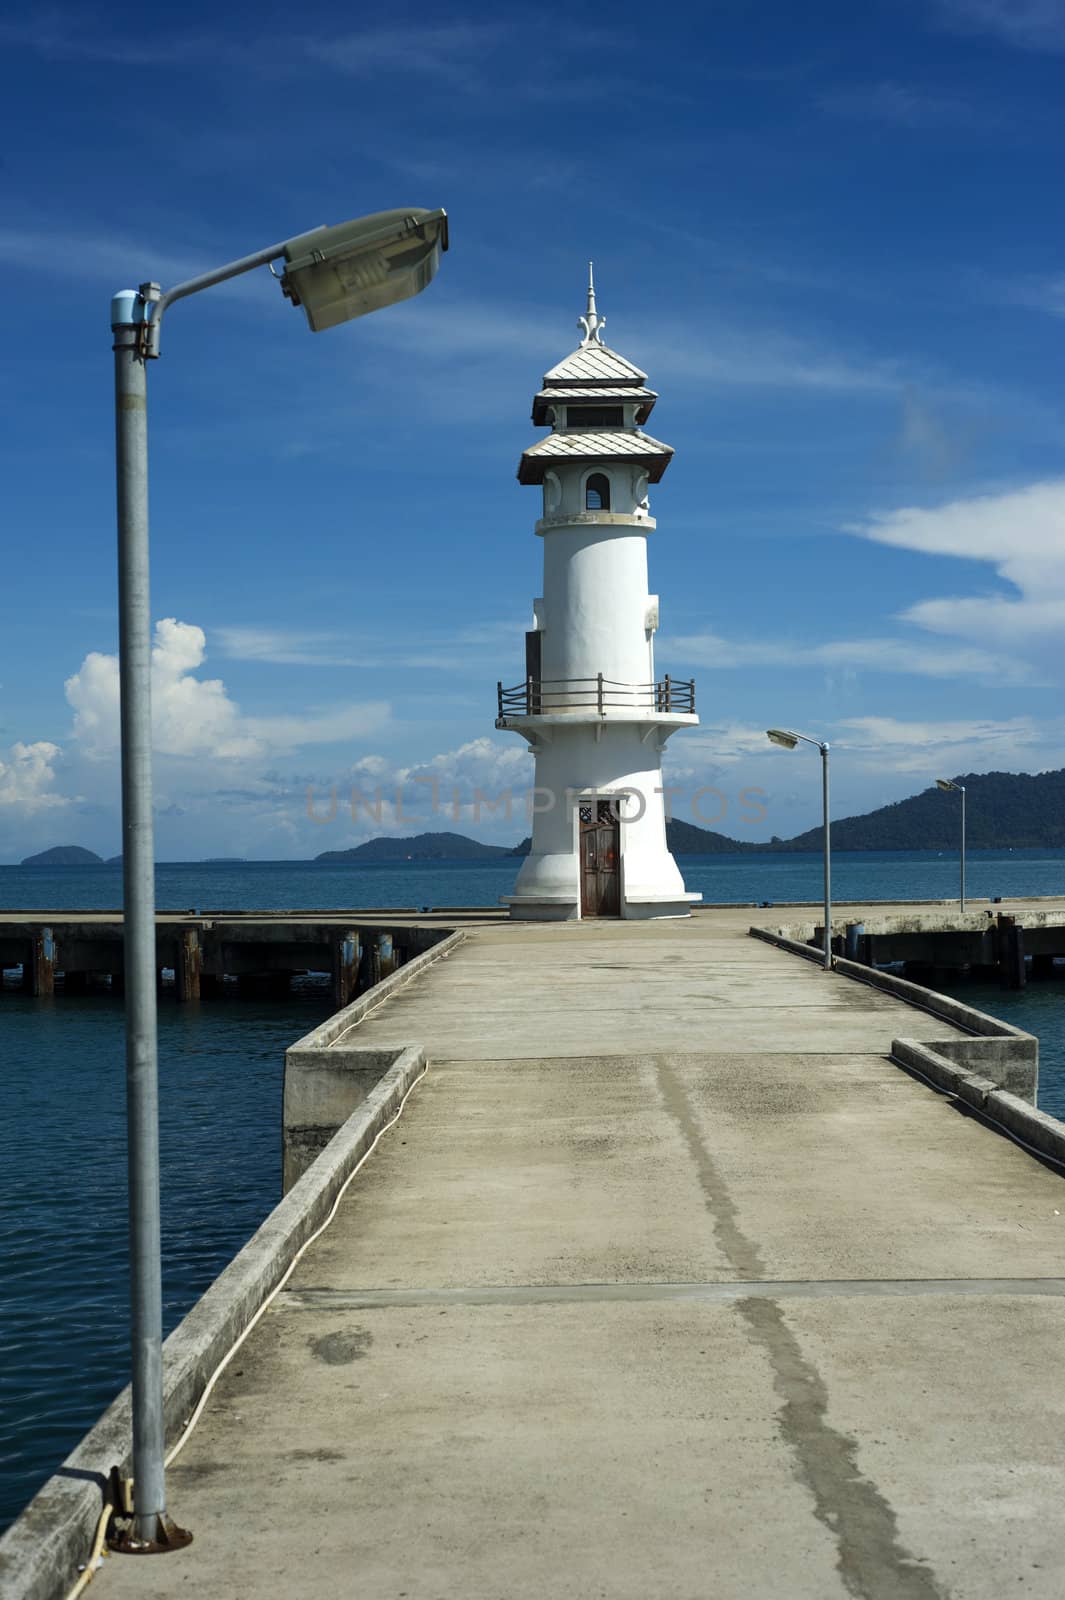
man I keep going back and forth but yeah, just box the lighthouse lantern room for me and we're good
[497,269,701,920]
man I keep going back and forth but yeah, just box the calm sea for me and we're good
[2,849,1065,1533]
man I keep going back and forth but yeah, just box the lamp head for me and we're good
[767,729,800,750]
[936,778,958,792]
[280,207,448,332]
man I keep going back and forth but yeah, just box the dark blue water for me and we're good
[0,987,331,1534]
[2,846,1065,912]
[2,849,1064,1533]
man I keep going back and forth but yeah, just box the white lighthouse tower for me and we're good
[497,270,700,920]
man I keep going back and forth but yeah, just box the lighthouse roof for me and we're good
[518,428,673,486]
[542,342,648,386]
[520,267,671,483]
[539,264,649,388]
[531,384,657,426]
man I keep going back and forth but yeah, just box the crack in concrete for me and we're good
[654,1056,949,1600]
[276,1277,1065,1310]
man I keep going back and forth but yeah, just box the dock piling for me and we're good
[997,914,1027,989]
[175,929,201,1003]
[332,931,361,1008]
[22,928,55,996]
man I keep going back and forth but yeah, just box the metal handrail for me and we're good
[496,674,695,717]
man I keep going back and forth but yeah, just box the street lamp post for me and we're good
[767,728,832,970]
[110,208,447,1549]
[936,778,967,913]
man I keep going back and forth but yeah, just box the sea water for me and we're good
[2,849,1065,1532]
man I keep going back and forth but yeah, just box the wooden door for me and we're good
[524,630,542,713]
[579,801,620,918]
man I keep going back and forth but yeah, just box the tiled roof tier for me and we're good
[535,386,658,401]
[542,343,648,385]
[518,430,674,485]
[531,385,657,426]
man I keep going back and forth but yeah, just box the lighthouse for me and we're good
[497,270,700,921]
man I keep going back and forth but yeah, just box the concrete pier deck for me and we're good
[98,912,1065,1599]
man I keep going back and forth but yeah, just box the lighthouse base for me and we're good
[500,721,700,921]
[499,893,580,922]
[501,890,701,922]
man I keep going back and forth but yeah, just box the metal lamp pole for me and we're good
[110,209,447,1547]
[936,778,966,913]
[768,729,832,970]
[113,294,169,1547]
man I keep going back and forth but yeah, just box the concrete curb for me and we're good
[0,1046,428,1600]
[282,930,464,1189]
[287,928,464,1052]
[748,925,828,965]
[891,1039,1065,1168]
[750,923,1046,1138]
[750,925,1037,1097]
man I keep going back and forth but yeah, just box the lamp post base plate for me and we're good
[109,1513,193,1555]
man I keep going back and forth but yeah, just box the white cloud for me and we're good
[298,736,534,850]
[65,618,388,760]
[666,628,1032,684]
[397,736,532,794]
[818,80,987,129]
[0,742,67,813]
[213,626,364,668]
[364,294,906,399]
[932,0,1065,52]
[0,225,280,303]
[647,326,902,395]
[835,714,1055,773]
[213,619,525,671]
[247,706,391,748]
[991,273,1065,320]
[304,21,509,82]
[0,14,217,64]
[846,479,1065,653]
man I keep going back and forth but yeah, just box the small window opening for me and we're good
[585,473,611,511]
[568,406,624,430]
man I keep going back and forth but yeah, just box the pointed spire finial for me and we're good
[577,260,606,346]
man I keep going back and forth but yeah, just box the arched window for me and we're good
[585,473,611,511]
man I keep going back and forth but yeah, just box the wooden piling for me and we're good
[359,935,381,992]
[332,931,361,1009]
[997,914,1027,989]
[22,929,55,996]
[175,928,202,1002]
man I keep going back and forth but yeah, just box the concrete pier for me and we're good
[55,904,1065,1600]
[0,913,449,1008]
[830,906,1065,989]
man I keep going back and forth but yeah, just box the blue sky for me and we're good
[1,0,1063,858]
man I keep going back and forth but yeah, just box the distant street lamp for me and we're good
[767,728,832,970]
[936,778,967,913]
[110,207,447,1549]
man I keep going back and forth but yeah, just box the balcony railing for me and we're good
[496,674,695,719]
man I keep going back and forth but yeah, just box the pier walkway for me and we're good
[102,912,1065,1600]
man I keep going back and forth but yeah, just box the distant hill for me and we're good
[20,845,103,866]
[514,822,757,857]
[512,770,1065,856]
[781,770,1065,852]
[316,832,516,863]
[666,818,762,855]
